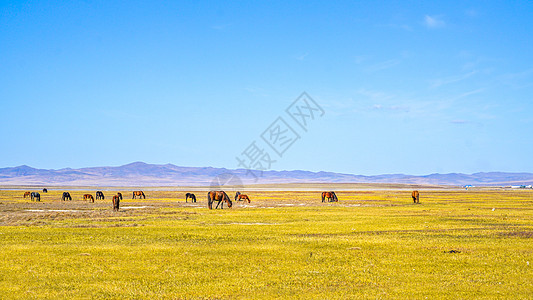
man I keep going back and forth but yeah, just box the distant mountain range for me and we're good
[0,162,532,187]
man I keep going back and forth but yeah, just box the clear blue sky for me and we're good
[1,1,532,175]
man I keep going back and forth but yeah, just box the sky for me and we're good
[1,1,532,175]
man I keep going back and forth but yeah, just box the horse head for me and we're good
[224,192,233,208]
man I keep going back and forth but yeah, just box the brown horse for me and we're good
[185,193,196,203]
[112,195,120,211]
[132,191,145,199]
[83,194,94,203]
[117,192,123,200]
[207,191,232,209]
[23,192,31,198]
[236,194,251,203]
[412,190,420,203]
[321,191,338,202]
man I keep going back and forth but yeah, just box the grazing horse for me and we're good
[112,195,120,211]
[96,191,103,200]
[83,194,95,203]
[117,192,123,200]
[412,190,420,204]
[207,191,232,209]
[96,191,105,200]
[30,192,40,202]
[23,192,31,198]
[321,191,338,202]
[42,188,48,193]
[132,191,145,199]
[62,192,72,201]
[236,194,251,203]
[185,193,196,203]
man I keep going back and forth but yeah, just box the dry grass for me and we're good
[0,187,532,299]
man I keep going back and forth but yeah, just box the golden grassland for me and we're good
[0,187,532,299]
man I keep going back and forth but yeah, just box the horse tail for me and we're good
[207,192,213,209]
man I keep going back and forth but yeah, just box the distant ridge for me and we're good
[0,162,532,186]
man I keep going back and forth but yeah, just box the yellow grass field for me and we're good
[1,186,532,299]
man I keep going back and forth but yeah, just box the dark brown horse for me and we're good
[132,191,145,199]
[112,195,120,211]
[185,193,196,203]
[412,190,420,203]
[96,191,105,200]
[42,188,48,193]
[236,194,251,203]
[235,191,241,201]
[117,192,123,200]
[62,192,72,201]
[31,192,40,201]
[207,191,232,209]
[83,194,94,203]
[23,192,31,198]
[321,191,338,202]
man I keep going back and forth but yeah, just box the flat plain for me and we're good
[1,186,532,299]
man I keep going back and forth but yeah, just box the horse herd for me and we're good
[21,189,421,210]
[23,190,134,211]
